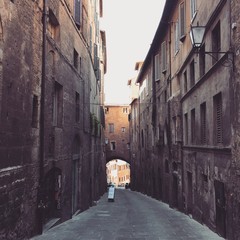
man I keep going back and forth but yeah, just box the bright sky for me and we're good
[101,0,166,104]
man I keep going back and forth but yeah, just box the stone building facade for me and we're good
[129,0,240,239]
[0,0,106,239]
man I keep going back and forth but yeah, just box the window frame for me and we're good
[213,92,223,144]
[190,0,197,21]
[179,1,186,41]
[161,41,167,73]
[200,102,207,144]
[191,108,196,144]
[154,53,160,81]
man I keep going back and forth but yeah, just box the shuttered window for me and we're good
[190,0,197,20]
[75,92,80,123]
[74,0,81,28]
[161,41,167,73]
[190,60,195,87]
[154,54,160,81]
[212,21,221,65]
[109,123,114,133]
[53,82,63,127]
[214,93,223,144]
[184,113,188,144]
[200,102,206,144]
[179,1,186,40]
[175,20,179,54]
[191,109,195,144]
[183,70,187,93]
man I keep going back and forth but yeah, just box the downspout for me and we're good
[167,22,173,206]
[37,0,47,234]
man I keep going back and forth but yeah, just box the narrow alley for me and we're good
[31,189,223,240]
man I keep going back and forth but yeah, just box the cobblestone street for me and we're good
[31,189,224,240]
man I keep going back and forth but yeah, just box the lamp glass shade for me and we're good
[190,26,205,48]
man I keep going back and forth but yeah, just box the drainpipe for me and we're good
[37,0,47,234]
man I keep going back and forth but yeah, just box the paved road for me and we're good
[31,189,224,240]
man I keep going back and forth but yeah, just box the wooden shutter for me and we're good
[161,41,167,73]
[154,54,160,81]
[179,1,186,39]
[200,102,206,144]
[175,20,179,53]
[215,93,223,144]
[74,0,81,27]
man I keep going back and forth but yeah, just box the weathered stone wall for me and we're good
[0,0,106,239]
[229,0,240,239]
[0,1,42,239]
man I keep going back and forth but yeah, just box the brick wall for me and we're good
[0,1,42,239]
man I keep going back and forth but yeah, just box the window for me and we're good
[123,107,128,113]
[89,25,93,54]
[179,1,186,40]
[121,127,126,133]
[109,123,114,133]
[199,44,205,77]
[164,90,167,102]
[175,20,179,54]
[53,82,63,127]
[48,9,60,41]
[79,57,82,75]
[212,21,221,65]
[75,92,80,123]
[146,74,149,96]
[169,78,172,97]
[184,113,188,144]
[74,0,82,28]
[173,116,177,144]
[105,107,109,114]
[165,159,169,173]
[48,134,55,157]
[191,109,195,144]
[154,54,160,81]
[32,95,38,128]
[141,129,144,147]
[184,70,187,93]
[74,49,79,69]
[213,92,223,144]
[200,102,206,144]
[110,141,116,151]
[190,60,195,88]
[190,0,197,20]
[161,41,167,73]
[94,44,99,71]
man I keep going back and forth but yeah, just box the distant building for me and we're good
[106,160,130,186]
[104,105,130,164]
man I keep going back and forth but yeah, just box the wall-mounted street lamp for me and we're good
[190,25,205,48]
[190,25,234,67]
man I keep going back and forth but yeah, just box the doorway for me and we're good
[43,167,62,223]
[187,171,193,214]
[214,180,226,238]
